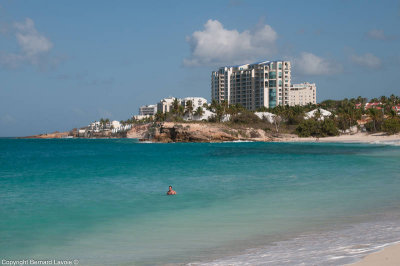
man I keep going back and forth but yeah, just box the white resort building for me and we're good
[181,97,207,111]
[155,97,207,113]
[289,82,317,106]
[211,60,292,110]
[157,97,179,113]
[139,104,157,116]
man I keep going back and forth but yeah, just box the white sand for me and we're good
[350,243,400,266]
[275,132,400,144]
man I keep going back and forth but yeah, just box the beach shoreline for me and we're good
[349,243,400,266]
[272,132,400,145]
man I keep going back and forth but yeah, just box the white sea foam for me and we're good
[188,213,400,266]
[222,140,254,143]
[370,140,400,146]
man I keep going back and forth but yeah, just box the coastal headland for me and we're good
[22,122,400,144]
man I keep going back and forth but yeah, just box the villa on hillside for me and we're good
[355,102,383,110]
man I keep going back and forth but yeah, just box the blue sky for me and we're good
[0,0,399,136]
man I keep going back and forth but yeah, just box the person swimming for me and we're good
[167,185,177,195]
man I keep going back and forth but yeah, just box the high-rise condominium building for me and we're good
[211,61,291,110]
[289,82,317,106]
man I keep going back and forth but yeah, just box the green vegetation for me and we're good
[296,118,339,137]
[382,117,400,135]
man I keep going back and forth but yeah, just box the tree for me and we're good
[172,98,180,114]
[178,105,185,116]
[382,118,400,135]
[388,109,398,119]
[185,100,194,118]
[368,108,383,132]
[296,118,339,137]
[194,107,204,117]
[209,100,228,122]
[155,111,166,122]
[296,119,319,137]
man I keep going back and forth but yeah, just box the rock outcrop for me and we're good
[21,131,71,139]
[130,122,273,143]
[126,123,153,139]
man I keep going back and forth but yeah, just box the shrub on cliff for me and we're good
[296,118,339,137]
[296,119,318,137]
[231,111,261,124]
[382,118,400,135]
[320,119,339,136]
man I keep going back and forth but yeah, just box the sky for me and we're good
[0,0,400,137]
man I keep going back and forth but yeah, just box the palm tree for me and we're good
[368,108,380,132]
[194,107,204,117]
[185,100,194,118]
[178,105,185,116]
[314,108,322,121]
[172,98,180,114]
[155,111,166,122]
[210,99,219,111]
[388,109,397,119]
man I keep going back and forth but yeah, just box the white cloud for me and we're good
[184,19,277,66]
[1,114,16,124]
[293,52,339,75]
[0,18,53,68]
[367,29,386,40]
[350,53,382,69]
[366,29,396,41]
[14,18,53,57]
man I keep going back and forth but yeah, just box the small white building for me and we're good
[111,120,121,129]
[185,108,215,121]
[78,129,87,137]
[133,114,153,120]
[305,108,332,120]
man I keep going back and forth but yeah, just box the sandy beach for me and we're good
[350,243,400,266]
[275,132,400,144]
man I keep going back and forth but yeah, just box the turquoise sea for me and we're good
[1,139,400,265]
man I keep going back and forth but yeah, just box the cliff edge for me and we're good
[127,122,273,143]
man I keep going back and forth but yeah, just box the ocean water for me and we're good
[1,139,400,266]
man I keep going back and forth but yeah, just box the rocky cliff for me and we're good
[127,122,273,143]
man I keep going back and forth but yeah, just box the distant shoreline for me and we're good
[16,131,400,145]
